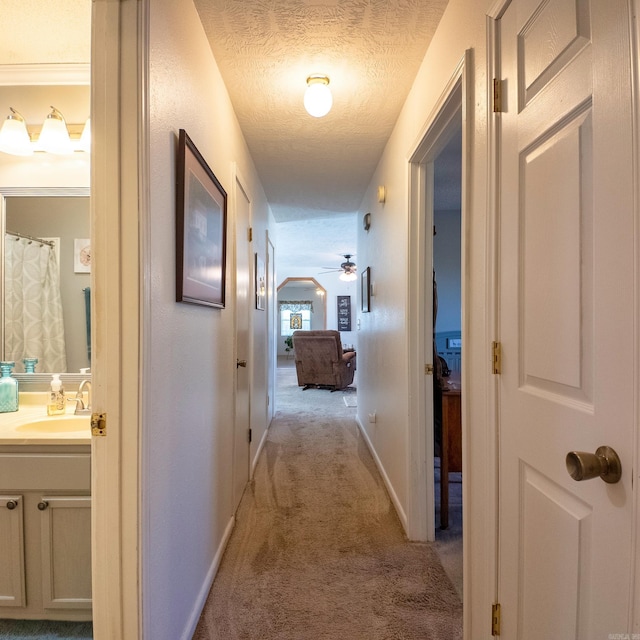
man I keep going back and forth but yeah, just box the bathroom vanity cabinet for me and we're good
[0,444,91,620]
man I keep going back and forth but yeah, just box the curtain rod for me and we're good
[6,231,54,247]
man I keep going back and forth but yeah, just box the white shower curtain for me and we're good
[4,236,67,372]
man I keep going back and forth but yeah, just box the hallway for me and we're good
[193,365,462,639]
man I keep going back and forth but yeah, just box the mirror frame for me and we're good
[0,187,91,387]
[277,277,327,330]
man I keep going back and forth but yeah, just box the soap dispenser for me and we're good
[47,374,66,416]
[0,361,18,413]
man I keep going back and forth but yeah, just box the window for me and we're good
[280,309,311,336]
[279,301,314,336]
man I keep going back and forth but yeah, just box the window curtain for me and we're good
[279,300,314,313]
[4,236,67,372]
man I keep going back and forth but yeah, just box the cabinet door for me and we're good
[0,494,25,607]
[39,495,92,610]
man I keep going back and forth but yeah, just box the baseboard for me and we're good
[355,416,408,532]
[180,515,235,640]
[251,424,269,477]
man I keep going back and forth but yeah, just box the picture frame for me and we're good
[255,253,266,310]
[337,295,352,331]
[176,129,227,308]
[361,267,371,312]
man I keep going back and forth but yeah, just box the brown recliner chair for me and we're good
[292,330,356,391]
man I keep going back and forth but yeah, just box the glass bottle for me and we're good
[23,357,38,373]
[0,361,18,413]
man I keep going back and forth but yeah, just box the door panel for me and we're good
[498,1,635,637]
[233,176,251,512]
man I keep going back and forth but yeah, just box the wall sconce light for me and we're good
[304,74,332,118]
[377,185,386,203]
[316,288,325,297]
[0,106,90,156]
[37,106,72,154]
[0,108,33,156]
[78,117,91,153]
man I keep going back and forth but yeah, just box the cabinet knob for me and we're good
[6,499,18,510]
[37,500,49,511]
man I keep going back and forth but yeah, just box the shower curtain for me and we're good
[4,236,67,372]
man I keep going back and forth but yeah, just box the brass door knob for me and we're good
[566,446,622,484]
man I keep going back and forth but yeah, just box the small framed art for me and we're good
[361,267,371,312]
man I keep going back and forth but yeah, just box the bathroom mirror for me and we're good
[0,188,91,382]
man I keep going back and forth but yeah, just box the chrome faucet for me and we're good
[68,379,92,415]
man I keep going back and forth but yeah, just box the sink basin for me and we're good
[16,417,90,434]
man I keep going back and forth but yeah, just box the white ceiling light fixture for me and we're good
[0,108,33,156]
[37,106,73,154]
[78,117,91,152]
[339,271,357,282]
[304,74,332,118]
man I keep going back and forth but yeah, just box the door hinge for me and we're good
[248,227,253,242]
[491,602,501,636]
[91,412,107,437]
[425,363,434,375]
[248,428,252,443]
[493,78,503,113]
[492,341,502,374]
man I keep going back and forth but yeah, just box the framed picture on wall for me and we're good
[361,267,371,312]
[255,253,266,310]
[176,129,227,308]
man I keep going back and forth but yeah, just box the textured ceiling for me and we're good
[0,0,90,65]
[194,0,449,221]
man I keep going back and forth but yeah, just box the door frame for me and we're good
[407,51,470,543]
[91,0,144,637]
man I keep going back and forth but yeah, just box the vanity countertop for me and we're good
[0,393,91,445]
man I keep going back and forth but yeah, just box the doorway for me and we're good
[406,53,470,612]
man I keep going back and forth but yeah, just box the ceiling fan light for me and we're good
[38,106,72,154]
[0,108,33,156]
[304,75,332,118]
[339,271,357,282]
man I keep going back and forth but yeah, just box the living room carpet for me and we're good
[193,368,462,639]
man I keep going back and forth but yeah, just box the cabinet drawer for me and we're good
[0,454,90,491]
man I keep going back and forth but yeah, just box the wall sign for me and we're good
[337,295,351,331]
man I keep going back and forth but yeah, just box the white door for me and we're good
[497,1,635,637]
[233,175,251,511]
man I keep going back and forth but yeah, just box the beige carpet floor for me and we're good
[193,367,462,639]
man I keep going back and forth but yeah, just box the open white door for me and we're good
[496,1,636,637]
[232,172,251,511]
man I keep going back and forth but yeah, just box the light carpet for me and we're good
[193,368,462,639]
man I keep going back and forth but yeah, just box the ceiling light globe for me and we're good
[304,76,332,118]
[0,109,33,156]
[339,271,357,282]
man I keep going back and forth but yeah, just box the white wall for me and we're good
[356,0,494,632]
[433,209,461,333]
[146,0,272,637]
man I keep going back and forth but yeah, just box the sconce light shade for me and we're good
[0,108,33,156]
[304,75,332,118]
[37,106,72,154]
[78,118,91,152]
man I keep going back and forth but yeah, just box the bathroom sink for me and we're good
[16,417,90,434]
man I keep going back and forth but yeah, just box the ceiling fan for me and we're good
[320,254,357,281]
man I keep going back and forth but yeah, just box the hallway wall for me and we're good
[145,0,273,638]
[356,0,495,633]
